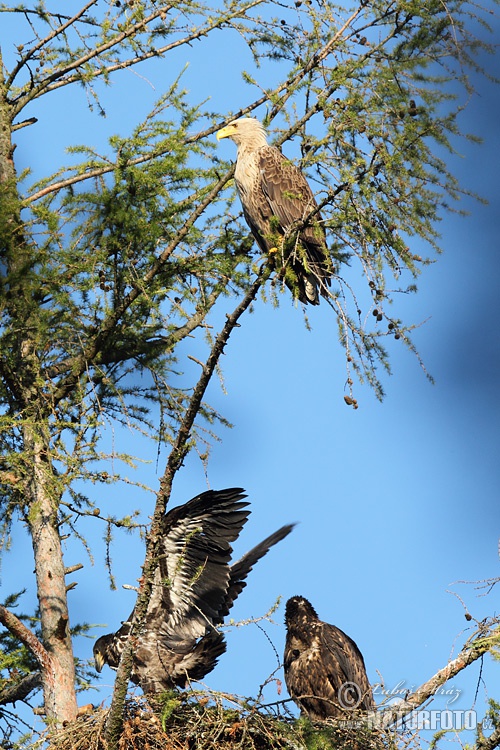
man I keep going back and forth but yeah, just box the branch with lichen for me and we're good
[377,621,500,729]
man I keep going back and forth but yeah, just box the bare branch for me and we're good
[0,605,52,673]
[0,672,42,707]
[378,624,500,728]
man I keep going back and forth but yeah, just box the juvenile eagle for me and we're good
[93,488,294,693]
[216,118,331,305]
[284,596,374,721]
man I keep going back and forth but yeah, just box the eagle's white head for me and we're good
[216,117,268,148]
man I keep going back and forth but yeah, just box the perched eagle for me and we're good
[93,488,294,693]
[216,118,331,305]
[284,596,374,721]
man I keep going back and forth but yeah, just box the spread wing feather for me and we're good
[158,488,250,646]
[94,487,294,692]
[218,523,295,622]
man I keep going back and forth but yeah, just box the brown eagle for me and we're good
[93,488,294,693]
[284,596,374,721]
[216,118,331,305]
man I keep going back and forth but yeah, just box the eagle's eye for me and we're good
[292,649,300,659]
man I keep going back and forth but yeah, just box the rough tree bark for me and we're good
[25,428,78,723]
[0,49,78,724]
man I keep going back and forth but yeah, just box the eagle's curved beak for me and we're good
[216,125,235,141]
[94,649,105,673]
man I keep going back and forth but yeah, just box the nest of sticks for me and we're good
[46,690,399,750]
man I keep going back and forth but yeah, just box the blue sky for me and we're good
[1,1,500,742]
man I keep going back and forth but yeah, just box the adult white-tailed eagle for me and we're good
[93,488,294,693]
[284,596,374,721]
[216,118,331,305]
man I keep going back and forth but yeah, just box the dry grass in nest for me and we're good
[45,690,403,750]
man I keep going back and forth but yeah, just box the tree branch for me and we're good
[48,169,234,408]
[44,285,220,380]
[103,261,272,749]
[477,722,500,750]
[25,148,171,204]
[378,624,500,728]
[0,605,52,673]
[22,0,367,204]
[6,1,99,94]
[157,262,272,508]
[10,1,265,119]
[0,672,42,707]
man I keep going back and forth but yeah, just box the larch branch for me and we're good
[0,605,52,674]
[23,0,363,203]
[11,1,265,119]
[10,4,171,115]
[6,1,99,92]
[477,722,500,750]
[48,170,234,407]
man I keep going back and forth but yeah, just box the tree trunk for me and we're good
[27,442,78,723]
[0,48,78,725]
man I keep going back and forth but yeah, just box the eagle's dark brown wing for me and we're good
[257,146,331,304]
[259,147,324,237]
[319,622,374,712]
[157,487,250,650]
[94,488,294,693]
[283,595,373,721]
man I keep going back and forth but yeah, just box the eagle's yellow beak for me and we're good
[216,124,235,141]
[94,649,105,673]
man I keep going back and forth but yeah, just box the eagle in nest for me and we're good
[284,596,374,721]
[216,117,331,305]
[93,488,294,693]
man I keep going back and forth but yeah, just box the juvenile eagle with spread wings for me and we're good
[284,596,374,721]
[93,488,294,693]
[216,118,331,305]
